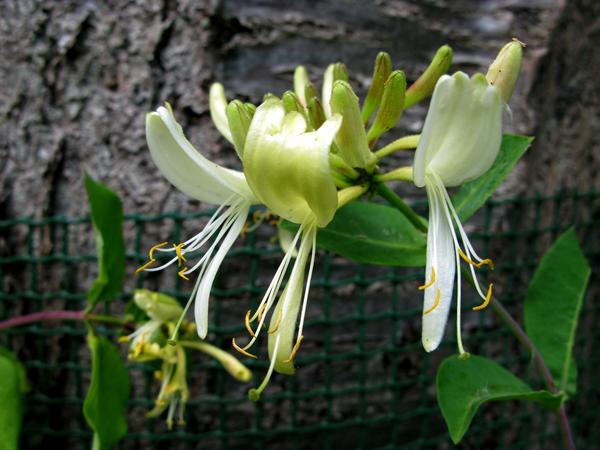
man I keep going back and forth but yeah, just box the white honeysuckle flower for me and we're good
[209,83,234,145]
[413,71,502,354]
[231,98,344,399]
[141,102,258,339]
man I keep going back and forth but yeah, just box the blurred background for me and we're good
[0,0,599,449]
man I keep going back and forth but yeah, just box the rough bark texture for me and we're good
[1,0,582,222]
[1,1,599,449]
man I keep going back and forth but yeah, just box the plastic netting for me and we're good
[0,189,598,450]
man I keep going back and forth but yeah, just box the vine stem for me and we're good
[0,310,131,330]
[489,298,576,450]
[378,184,575,450]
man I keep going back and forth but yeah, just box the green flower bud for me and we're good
[486,38,524,103]
[294,66,316,107]
[134,289,183,322]
[366,70,406,146]
[330,80,373,169]
[361,51,392,125]
[282,90,303,114]
[322,62,349,117]
[404,45,453,109]
[307,96,326,129]
[226,100,253,158]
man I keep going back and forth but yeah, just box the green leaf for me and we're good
[453,134,533,221]
[282,201,426,266]
[437,354,563,444]
[84,173,125,306]
[83,335,130,450]
[0,348,24,450]
[524,228,590,397]
[0,347,28,392]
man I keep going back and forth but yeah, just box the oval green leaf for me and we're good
[282,201,426,266]
[436,354,563,444]
[84,173,126,306]
[83,335,130,450]
[0,348,24,450]
[453,134,533,221]
[524,228,590,397]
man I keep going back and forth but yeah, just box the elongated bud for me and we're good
[361,51,392,125]
[244,102,256,117]
[193,341,252,382]
[322,62,349,117]
[294,66,314,106]
[404,45,453,109]
[307,97,326,129]
[134,289,183,322]
[226,100,253,158]
[486,38,524,103]
[209,83,234,143]
[330,80,373,169]
[366,70,406,146]
[282,90,303,114]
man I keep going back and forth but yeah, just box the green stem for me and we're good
[376,183,427,233]
[460,266,575,450]
[374,134,419,160]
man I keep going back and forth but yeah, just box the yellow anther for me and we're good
[268,309,283,334]
[173,243,187,266]
[257,303,267,322]
[418,267,436,290]
[231,338,257,359]
[240,221,250,237]
[244,310,256,337]
[117,336,130,343]
[283,335,304,363]
[154,370,163,380]
[252,210,262,222]
[458,249,494,269]
[473,283,493,311]
[178,267,190,281]
[135,241,168,273]
[423,289,441,315]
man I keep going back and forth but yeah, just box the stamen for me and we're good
[472,283,493,311]
[267,309,282,334]
[257,303,267,322]
[283,335,304,363]
[423,289,441,315]
[232,338,257,359]
[173,243,187,266]
[135,241,169,273]
[244,310,256,337]
[418,267,436,290]
[117,336,130,343]
[178,267,190,281]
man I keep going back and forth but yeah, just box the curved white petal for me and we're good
[194,204,249,338]
[321,64,334,118]
[267,227,312,374]
[413,72,503,187]
[146,105,257,204]
[243,99,341,227]
[421,182,456,352]
[209,83,234,144]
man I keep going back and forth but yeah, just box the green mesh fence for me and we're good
[0,189,598,450]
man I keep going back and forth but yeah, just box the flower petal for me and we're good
[209,83,234,144]
[194,204,249,338]
[243,99,341,227]
[146,105,256,204]
[421,183,456,352]
[413,72,503,188]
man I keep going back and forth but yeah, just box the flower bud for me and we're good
[366,70,406,146]
[134,289,183,322]
[282,90,303,114]
[294,66,316,107]
[361,51,392,125]
[486,38,524,103]
[226,100,253,157]
[307,97,326,129]
[209,83,233,143]
[322,62,349,117]
[330,80,373,169]
[404,45,453,109]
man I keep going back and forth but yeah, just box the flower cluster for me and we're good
[137,39,523,398]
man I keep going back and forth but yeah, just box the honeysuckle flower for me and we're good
[413,71,502,354]
[139,96,258,340]
[228,97,350,399]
